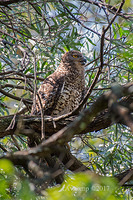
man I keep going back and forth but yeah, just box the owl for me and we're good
[32,50,86,116]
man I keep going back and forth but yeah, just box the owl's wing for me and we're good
[33,73,65,115]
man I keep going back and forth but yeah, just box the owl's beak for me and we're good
[80,58,87,65]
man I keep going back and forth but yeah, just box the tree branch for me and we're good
[1,82,132,159]
[0,87,32,104]
[0,82,132,138]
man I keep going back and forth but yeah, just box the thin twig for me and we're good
[0,87,32,104]
[58,0,108,40]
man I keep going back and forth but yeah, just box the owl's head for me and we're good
[61,50,87,66]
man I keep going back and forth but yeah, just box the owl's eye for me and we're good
[73,55,78,58]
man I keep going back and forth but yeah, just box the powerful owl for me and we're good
[32,50,86,116]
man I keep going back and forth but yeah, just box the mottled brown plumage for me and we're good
[32,50,86,116]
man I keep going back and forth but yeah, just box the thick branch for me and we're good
[1,82,132,159]
[2,148,133,185]
[0,111,110,138]
[0,82,132,139]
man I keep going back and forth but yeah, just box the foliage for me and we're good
[0,0,133,199]
[46,173,126,200]
[0,159,129,200]
[0,159,36,199]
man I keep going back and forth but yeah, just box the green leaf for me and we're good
[112,24,117,39]
[86,37,96,46]
[0,159,14,175]
[64,2,78,9]
[20,27,32,37]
